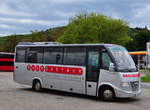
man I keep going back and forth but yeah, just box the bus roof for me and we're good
[16,42,121,47]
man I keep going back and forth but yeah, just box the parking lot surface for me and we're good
[0,72,150,110]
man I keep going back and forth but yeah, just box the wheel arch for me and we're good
[32,77,43,88]
[98,83,116,98]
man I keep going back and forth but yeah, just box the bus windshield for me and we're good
[107,45,137,72]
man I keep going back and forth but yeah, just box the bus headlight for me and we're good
[120,82,130,88]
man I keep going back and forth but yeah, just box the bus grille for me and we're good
[130,81,139,91]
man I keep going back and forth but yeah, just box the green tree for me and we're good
[57,12,130,46]
[134,31,150,51]
[125,28,150,51]
[3,35,18,52]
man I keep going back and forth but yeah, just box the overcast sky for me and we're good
[0,0,150,36]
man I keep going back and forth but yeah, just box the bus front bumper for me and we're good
[114,88,141,98]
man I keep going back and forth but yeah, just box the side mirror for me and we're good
[109,63,116,71]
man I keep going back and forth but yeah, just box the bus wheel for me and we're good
[101,87,115,102]
[32,80,42,92]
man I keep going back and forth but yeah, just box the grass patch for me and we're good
[141,74,150,82]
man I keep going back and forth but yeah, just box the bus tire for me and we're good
[32,80,42,92]
[100,86,115,102]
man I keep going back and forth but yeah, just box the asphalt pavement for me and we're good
[0,72,150,110]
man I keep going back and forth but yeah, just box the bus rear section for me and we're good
[14,43,86,94]
[14,42,141,101]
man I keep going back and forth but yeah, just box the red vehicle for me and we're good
[0,52,14,71]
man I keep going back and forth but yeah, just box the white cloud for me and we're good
[55,11,76,18]
[46,0,99,4]
[0,17,67,26]
[130,3,150,28]
[133,4,150,19]
[0,24,17,29]
[1,0,150,37]
[0,3,38,17]
[130,22,150,29]
[19,19,67,26]
[103,10,122,19]
[0,31,11,37]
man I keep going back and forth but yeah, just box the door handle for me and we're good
[88,84,92,87]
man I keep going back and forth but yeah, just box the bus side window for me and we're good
[63,48,86,66]
[16,47,26,62]
[26,47,43,63]
[44,47,63,64]
[101,52,112,70]
[27,52,37,63]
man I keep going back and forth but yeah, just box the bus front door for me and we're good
[86,50,100,96]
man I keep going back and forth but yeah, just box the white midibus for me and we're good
[14,42,141,101]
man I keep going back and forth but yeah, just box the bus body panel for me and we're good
[98,69,121,94]
[86,81,97,96]
[14,63,33,85]
[14,63,86,94]
[59,66,86,94]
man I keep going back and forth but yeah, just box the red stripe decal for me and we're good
[45,66,83,75]
[0,66,14,71]
[27,65,83,75]
[0,58,14,62]
[123,73,140,78]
